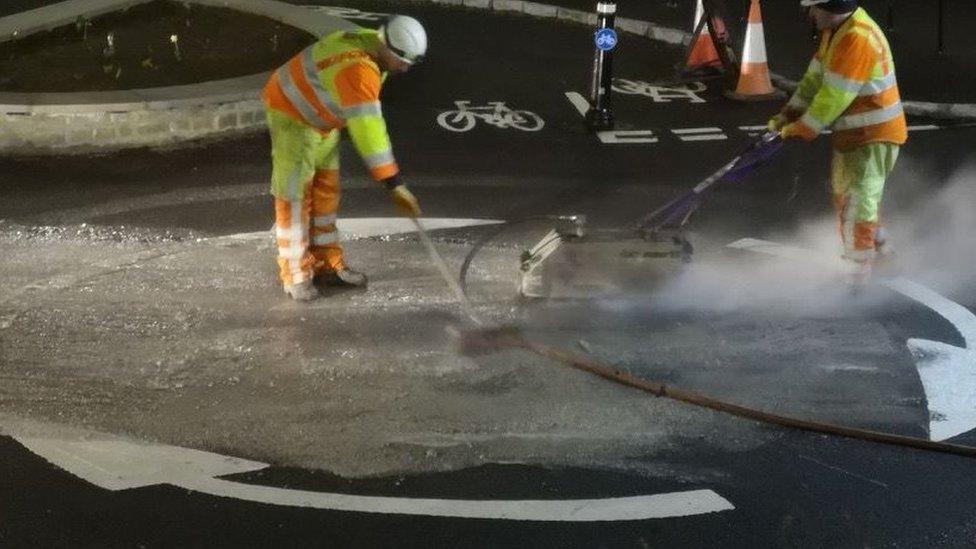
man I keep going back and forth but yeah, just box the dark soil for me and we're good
[0,0,316,92]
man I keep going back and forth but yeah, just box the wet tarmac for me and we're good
[3,0,976,547]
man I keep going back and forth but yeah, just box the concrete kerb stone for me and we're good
[0,0,153,42]
[554,8,595,27]
[0,0,354,154]
[490,0,524,13]
[462,0,492,9]
[521,2,557,19]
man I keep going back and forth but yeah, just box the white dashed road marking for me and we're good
[598,130,658,144]
[565,91,966,146]
[671,127,727,141]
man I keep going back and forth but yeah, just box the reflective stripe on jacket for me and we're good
[262,29,399,181]
[784,8,907,151]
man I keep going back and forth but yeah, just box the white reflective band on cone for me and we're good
[596,2,616,14]
[742,23,767,63]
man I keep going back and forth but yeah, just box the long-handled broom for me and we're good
[411,217,485,326]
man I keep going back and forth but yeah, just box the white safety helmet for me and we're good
[800,0,857,13]
[378,15,428,65]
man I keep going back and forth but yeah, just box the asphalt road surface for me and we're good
[3,1,976,547]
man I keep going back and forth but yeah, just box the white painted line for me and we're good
[907,125,940,132]
[673,127,727,142]
[8,420,735,522]
[564,91,591,117]
[598,130,658,144]
[677,134,728,142]
[728,237,976,441]
[672,127,724,134]
[565,94,939,145]
[186,478,734,521]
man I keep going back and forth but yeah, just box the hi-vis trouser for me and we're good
[267,109,345,287]
[830,142,899,262]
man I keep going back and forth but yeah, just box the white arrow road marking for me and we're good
[8,422,734,521]
[884,277,976,441]
[884,278,976,350]
[902,338,976,441]
[729,238,976,441]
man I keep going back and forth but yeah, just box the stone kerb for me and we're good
[0,0,355,154]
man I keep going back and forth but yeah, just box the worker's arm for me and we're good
[769,50,824,131]
[783,55,824,119]
[786,32,875,140]
[333,62,420,216]
[333,63,399,181]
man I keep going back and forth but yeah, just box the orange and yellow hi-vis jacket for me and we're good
[262,29,399,184]
[784,7,907,151]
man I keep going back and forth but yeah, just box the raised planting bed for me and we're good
[0,0,315,92]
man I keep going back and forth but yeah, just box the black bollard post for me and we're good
[585,1,617,131]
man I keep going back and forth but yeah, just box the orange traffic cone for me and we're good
[724,0,785,101]
[679,0,724,77]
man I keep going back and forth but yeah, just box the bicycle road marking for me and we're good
[611,79,708,103]
[436,101,545,132]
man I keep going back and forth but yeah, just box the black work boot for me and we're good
[283,280,320,302]
[315,267,367,288]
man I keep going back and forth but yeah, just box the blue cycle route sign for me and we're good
[594,28,618,51]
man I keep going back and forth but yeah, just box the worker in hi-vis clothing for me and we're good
[769,0,907,279]
[262,16,427,301]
